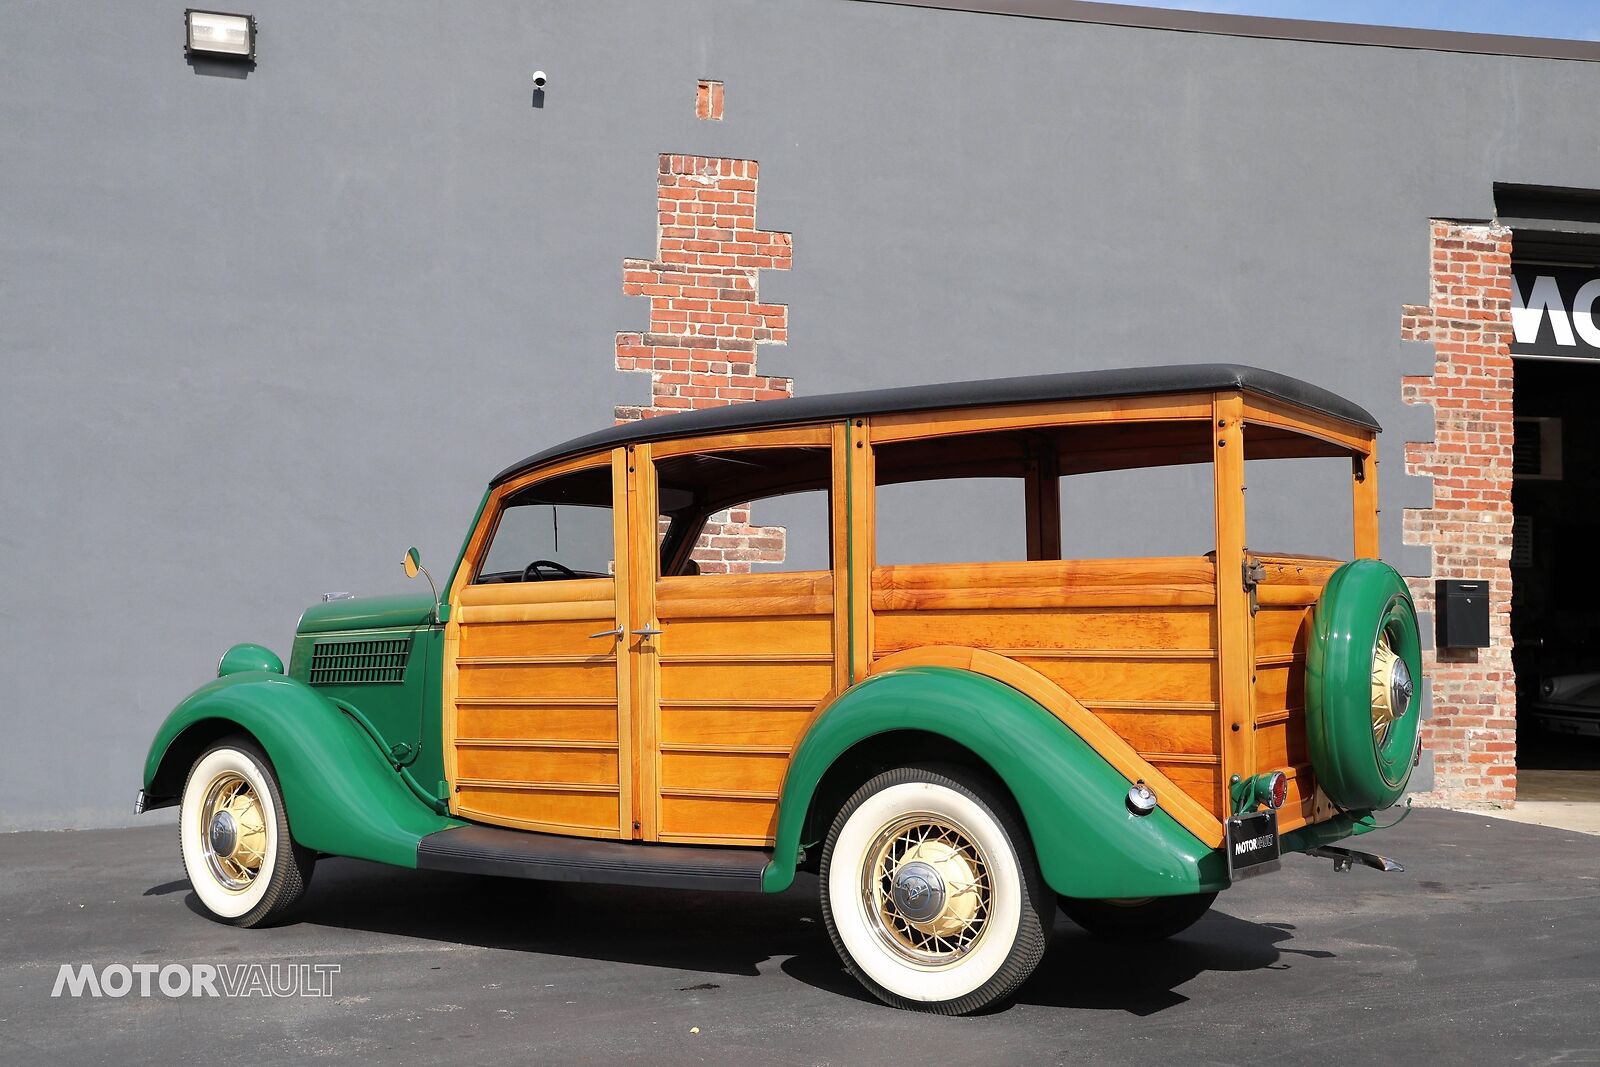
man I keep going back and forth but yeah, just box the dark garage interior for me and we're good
[1512,355,1600,799]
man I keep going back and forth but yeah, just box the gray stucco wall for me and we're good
[4,0,1597,829]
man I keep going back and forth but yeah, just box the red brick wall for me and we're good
[1400,220,1517,807]
[614,142,794,573]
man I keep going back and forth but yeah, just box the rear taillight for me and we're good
[1266,771,1289,810]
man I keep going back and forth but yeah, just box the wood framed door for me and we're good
[446,450,635,839]
[629,429,844,847]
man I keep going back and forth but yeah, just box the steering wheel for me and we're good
[521,559,579,582]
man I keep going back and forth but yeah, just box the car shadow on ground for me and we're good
[172,858,1326,1014]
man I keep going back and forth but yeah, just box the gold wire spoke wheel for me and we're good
[861,813,993,969]
[200,772,269,892]
[1370,629,1400,748]
[1370,624,1415,751]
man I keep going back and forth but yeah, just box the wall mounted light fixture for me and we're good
[185,10,256,62]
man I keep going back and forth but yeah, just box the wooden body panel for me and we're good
[871,558,1225,817]
[452,575,626,838]
[1250,554,1339,833]
[434,388,1383,853]
[651,571,837,844]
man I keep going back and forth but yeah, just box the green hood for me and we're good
[297,591,437,634]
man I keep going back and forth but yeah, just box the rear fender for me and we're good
[763,667,1229,897]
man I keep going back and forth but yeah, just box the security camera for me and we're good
[531,70,548,89]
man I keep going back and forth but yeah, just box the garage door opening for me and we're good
[1510,355,1600,801]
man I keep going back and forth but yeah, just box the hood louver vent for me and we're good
[309,636,411,685]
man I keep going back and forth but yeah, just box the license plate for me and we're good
[1226,809,1281,880]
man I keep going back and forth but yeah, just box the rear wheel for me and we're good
[179,738,314,927]
[1058,892,1217,942]
[819,765,1049,1014]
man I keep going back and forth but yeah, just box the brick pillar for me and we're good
[614,147,794,574]
[1400,220,1517,807]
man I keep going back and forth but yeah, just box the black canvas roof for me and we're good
[491,363,1379,486]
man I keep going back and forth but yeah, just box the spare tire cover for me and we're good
[1305,559,1423,811]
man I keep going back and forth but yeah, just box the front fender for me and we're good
[142,672,456,868]
[763,667,1229,897]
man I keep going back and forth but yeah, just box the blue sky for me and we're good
[1140,1,1600,41]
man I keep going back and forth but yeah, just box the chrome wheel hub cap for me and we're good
[890,860,947,924]
[862,814,993,968]
[200,773,268,892]
[1371,629,1413,748]
[207,810,238,857]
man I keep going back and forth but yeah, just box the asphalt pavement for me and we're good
[2,809,1597,1065]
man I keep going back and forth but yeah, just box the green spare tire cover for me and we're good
[1305,559,1423,811]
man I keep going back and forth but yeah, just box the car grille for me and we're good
[308,637,411,685]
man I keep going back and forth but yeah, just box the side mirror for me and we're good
[402,547,440,622]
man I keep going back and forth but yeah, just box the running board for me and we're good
[416,824,771,892]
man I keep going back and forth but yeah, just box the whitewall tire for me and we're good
[820,765,1050,1014]
[179,738,314,927]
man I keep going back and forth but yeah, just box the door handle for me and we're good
[589,626,624,640]
[631,626,664,637]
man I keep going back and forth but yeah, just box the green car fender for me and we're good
[761,666,1229,897]
[142,671,458,868]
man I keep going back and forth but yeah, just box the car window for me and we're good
[875,478,1025,565]
[1060,465,1215,559]
[873,420,1217,565]
[476,464,615,583]
[653,445,832,575]
[748,489,831,572]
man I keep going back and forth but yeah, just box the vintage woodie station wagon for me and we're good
[139,364,1422,1013]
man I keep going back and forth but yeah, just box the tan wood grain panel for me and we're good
[657,661,834,704]
[653,614,834,655]
[1213,393,1256,798]
[455,745,619,785]
[831,421,853,692]
[1147,760,1224,817]
[457,660,617,700]
[1253,605,1315,652]
[455,600,615,624]
[1015,656,1219,706]
[611,446,637,840]
[1243,395,1377,455]
[874,605,1216,653]
[625,442,657,839]
[659,707,815,748]
[1352,448,1380,560]
[1095,708,1220,756]
[871,557,1216,610]
[454,786,622,838]
[649,424,832,458]
[657,795,778,845]
[455,705,620,742]
[849,418,876,682]
[659,750,790,794]
[1254,720,1311,771]
[1254,663,1308,720]
[459,618,620,658]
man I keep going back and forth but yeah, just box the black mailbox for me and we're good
[1435,580,1490,648]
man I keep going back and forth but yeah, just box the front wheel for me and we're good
[819,765,1050,1014]
[1058,892,1218,942]
[179,738,315,927]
